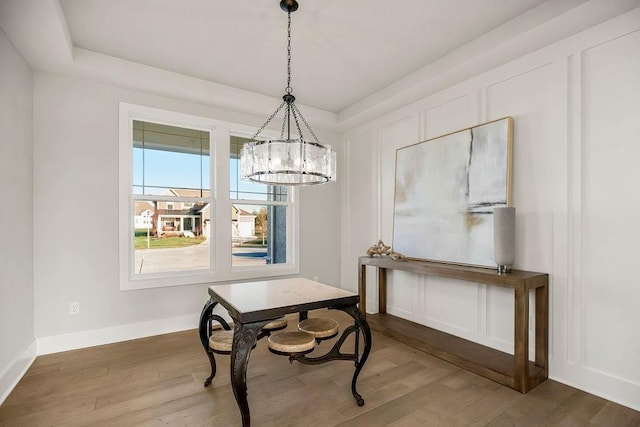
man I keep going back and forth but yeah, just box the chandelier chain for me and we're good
[292,103,320,144]
[280,107,288,139]
[286,11,292,94]
[250,100,286,141]
[289,104,305,142]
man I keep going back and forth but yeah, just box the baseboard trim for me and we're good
[550,362,640,412]
[0,340,37,405]
[36,312,203,355]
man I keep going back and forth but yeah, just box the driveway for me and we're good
[135,239,267,274]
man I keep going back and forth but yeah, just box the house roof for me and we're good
[134,200,154,215]
[135,193,254,221]
[232,205,256,221]
[166,189,211,198]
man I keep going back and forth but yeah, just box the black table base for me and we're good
[198,301,372,426]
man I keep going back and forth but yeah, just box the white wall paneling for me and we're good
[386,271,419,321]
[566,52,582,368]
[422,95,473,139]
[341,8,640,411]
[579,27,640,388]
[341,131,378,296]
[422,277,478,336]
[378,116,420,321]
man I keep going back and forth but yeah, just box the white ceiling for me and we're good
[56,0,551,113]
[5,0,634,128]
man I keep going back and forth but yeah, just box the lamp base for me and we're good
[497,265,512,275]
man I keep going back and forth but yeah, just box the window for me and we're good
[230,136,290,268]
[131,119,211,277]
[119,104,299,290]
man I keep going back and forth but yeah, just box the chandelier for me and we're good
[240,0,336,186]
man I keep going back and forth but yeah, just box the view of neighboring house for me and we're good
[134,200,154,229]
[155,189,210,237]
[133,189,256,240]
[232,205,256,240]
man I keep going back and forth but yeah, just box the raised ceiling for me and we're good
[57,0,552,113]
[6,0,629,128]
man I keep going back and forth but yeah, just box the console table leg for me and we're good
[359,263,367,315]
[514,287,529,392]
[378,267,387,314]
[535,284,549,377]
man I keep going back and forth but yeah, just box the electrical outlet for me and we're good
[70,301,80,315]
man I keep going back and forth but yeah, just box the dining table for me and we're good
[198,277,372,426]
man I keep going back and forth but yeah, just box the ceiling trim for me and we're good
[1,0,638,134]
[336,0,640,131]
[0,0,73,69]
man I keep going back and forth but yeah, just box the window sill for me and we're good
[120,263,300,291]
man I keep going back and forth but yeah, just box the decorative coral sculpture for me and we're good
[366,240,405,261]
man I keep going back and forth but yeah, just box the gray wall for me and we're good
[0,27,34,383]
[32,71,341,338]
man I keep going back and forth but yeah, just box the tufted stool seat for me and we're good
[263,317,288,331]
[208,329,234,354]
[268,331,316,355]
[298,317,339,340]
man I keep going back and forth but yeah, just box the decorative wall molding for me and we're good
[342,7,640,411]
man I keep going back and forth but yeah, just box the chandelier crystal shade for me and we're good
[240,0,336,186]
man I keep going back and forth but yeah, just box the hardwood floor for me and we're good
[1,309,639,426]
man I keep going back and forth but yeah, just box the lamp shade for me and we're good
[241,139,336,185]
[493,206,515,274]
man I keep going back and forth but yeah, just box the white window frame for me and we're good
[119,103,299,291]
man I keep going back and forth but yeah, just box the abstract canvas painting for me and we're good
[392,117,513,267]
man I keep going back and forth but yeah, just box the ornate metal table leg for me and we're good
[198,299,218,387]
[230,320,270,427]
[339,304,372,406]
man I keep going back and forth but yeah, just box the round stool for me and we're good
[208,329,233,354]
[268,331,315,355]
[263,317,288,331]
[298,317,339,340]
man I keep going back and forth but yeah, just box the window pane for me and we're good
[132,120,212,275]
[133,199,210,275]
[232,204,286,267]
[230,135,287,201]
[133,120,210,196]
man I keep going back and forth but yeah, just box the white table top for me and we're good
[208,277,358,322]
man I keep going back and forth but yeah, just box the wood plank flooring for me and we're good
[1,309,639,426]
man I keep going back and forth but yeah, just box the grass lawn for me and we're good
[135,230,206,249]
[235,238,268,247]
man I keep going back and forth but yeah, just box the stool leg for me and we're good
[204,351,217,387]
